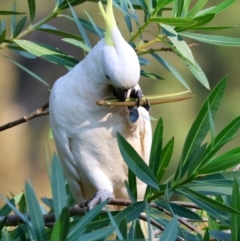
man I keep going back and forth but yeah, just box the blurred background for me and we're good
[0,0,239,205]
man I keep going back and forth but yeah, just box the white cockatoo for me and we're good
[49,0,152,210]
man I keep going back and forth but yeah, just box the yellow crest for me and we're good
[98,0,117,46]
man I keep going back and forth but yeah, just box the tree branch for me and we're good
[0,198,202,237]
[0,102,49,131]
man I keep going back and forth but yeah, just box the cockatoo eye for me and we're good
[106,75,110,79]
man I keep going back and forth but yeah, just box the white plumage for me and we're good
[49,0,152,208]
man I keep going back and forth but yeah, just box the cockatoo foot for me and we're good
[87,190,115,210]
[130,88,143,107]
[130,88,151,112]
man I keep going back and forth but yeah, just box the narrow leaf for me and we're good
[2,55,49,87]
[160,215,178,241]
[68,2,92,48]
[149,118,163,177]
[180,32,240,46]
[150,17,196,27]
[179,187,240,214]
[38,28,83,41]
[176,76,227,180]
[161,24,194,64]
[68,200,108,239]
[27,0,36,22]
[117,132,159,190]
[14,40,78,67]
[157,137,174,182]
[62,38,91,52]
[0,11,26,15]
[13,16,27,38]
[186,59,210,89]
[51,154,67,220]
[140,70,164,80]
[25,182,47,241]
[114,201,146,224]
[200,147,240,174]
[187,0,208,17]
[231,179,240,241]
[151,53,190,89]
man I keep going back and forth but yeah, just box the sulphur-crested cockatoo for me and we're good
[49,0,152,210]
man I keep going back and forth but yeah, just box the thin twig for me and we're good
[0,102,49,131]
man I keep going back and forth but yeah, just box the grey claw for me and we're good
[143,99,151,111]
[87,190,114,210]
[130,89,143,107]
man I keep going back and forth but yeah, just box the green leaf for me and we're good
[198,0,237,15]
[118,218,127,239]
[176,76,227,180]
[208,101,215,146]
[11,2,17,37]
[152,0,175,16]
[160,215,178,241]
[59,207,70,241]
[200,147,240,174]
[179,32,240,46]
[184,172,240,195]
[186,59,210,89]
[0,30,6,44]
[178,187,240,214]
[62,38,91,52]
[157,137,174,182]
[58,0,86,10]
[25,182,47,241]
[206,116,240,155]
[175,13,215,32]
[0,11,26,15]
[2,230,13,241]
[150,17,196,27]
[0,193,23,216]
[2,55,49,87]
[27,0,35,22]
[187,0,208,17]
[231,179,240,241]
[106,208,123,240]
[128,219,145,239]
[177,188,231,225]
[115,201,146,224]
[117,132,159,190]
[155,200,203,220]
[12,16,27,38]
[193,25,235,31]
[208,214,219,230]
[84,12,104,39]
[149,118,163,178]
[161,24,194,64]
[51,153,67,220]
[120,0,132,33]
[68,2,92,48]
[137,0,149,19]
[151,53,190,89]
[51,218,61,241]
[14,40,78,67]
[203,228,210,241]
[68,200,108,239]
[38,27,83,41]
[127,168,137,202]
[76,227,116,241]
[186,144,207,178]
[140,70,164,80]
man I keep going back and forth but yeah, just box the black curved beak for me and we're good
[112,86,128,102]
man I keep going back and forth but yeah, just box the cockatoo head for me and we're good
[99,0,140,101]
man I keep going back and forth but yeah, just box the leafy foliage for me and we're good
[0,0,240,240]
